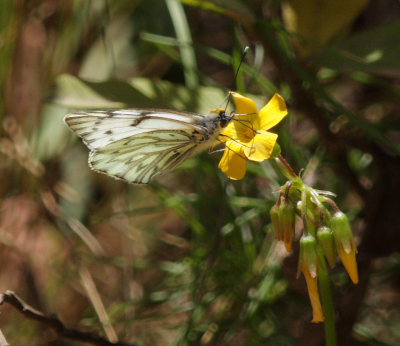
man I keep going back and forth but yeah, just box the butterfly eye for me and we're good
[218,110,230,128]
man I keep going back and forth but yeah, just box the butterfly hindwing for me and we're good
[89,130,198,184]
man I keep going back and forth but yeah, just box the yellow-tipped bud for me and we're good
[299,235,318,278]
[270,204,283,241]
[299,235,324,322]
[330,212,359,284]
[279,202,296,252]
[317,226,336,268]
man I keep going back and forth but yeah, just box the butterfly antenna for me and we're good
[224,46,250,114]
[233,45,250,87]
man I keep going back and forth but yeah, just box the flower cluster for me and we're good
[271,179,358,322]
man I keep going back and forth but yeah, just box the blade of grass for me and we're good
[166,0,199,89]
[0,0,17,120]
[80,267,118,343]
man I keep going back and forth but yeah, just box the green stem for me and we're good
[275,154,298,180]
[319,196,340,213]
[318,254,337,346]
[301,186,309,236]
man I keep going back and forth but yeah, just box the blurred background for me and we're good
[1,1,400,345]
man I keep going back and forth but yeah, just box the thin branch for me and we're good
[0,291,135,346]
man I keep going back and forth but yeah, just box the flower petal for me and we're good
[337,241,359,284]
[303,270,325,323]
[244,131,278,162]
[259,93,288,130]
[226,92,261,141]
[230,92,258,116]
[218,141,247,180]
[219,122,240,143]
[219,117,255,143]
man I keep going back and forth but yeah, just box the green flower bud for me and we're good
[317,226,336,268]
[330,211,358,284]
[279,201,296,252]
[299,235,318,278]
[331,212,353,253]
[270,204,282,240]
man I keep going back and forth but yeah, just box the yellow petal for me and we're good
[228,92,262,140]
[219,122,239,143]
[244,131,278,162]
[337,241,359,284]
[259,93,288,131]
[230,92,258,116]
[218,141,247,180]
[303,270,325,323]
[220,120,256,144]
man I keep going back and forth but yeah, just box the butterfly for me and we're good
[64,107,234,184]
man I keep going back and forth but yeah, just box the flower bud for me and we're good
[270,203,283,241]
[299,235,318,278]
[330,211,359,284]
[317,226,336,268]
[299,235,324,322]
[279,201,296,252]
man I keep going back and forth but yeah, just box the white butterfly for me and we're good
[64,108,232,184]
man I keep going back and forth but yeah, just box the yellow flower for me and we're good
[218,92,288,180]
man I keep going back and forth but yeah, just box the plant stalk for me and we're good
[275,154,298,180]
[318,255,337,346]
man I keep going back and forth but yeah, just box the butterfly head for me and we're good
[211,109,233,128]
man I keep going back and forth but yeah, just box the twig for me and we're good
[0,291,135,346]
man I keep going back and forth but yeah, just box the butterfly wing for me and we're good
[64,109,216,184]
[89,130,198,184]
[64,109,207,149]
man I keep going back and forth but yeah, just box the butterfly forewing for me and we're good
[64,109,222,184]
[65,110,204,148]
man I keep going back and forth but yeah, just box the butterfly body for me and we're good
[64,108,230,184]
